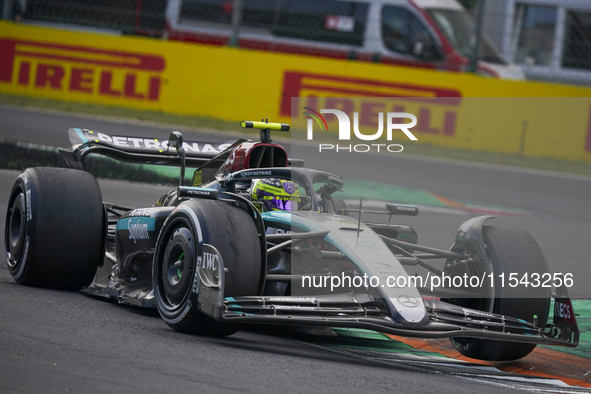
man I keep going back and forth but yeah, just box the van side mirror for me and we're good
[413,40,424,57]
[412,40,443,61]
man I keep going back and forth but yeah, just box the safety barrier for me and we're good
[1,21,591,162]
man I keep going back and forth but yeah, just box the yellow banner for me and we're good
[1,21,591,162]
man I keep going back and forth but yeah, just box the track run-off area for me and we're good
[1,105,590,393]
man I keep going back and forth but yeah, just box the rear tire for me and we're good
[4,167,104,290]
[448,225,551,361]
[153,199,261,337]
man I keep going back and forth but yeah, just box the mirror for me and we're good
[168,131,183,150]
[413,40,424,57]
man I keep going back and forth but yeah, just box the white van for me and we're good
[165,0,525,79]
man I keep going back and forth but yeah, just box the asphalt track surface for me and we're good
[1,105,590,393]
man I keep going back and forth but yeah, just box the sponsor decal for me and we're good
[179,187,218,199]
[0,38,165,101]
[282,71,461,115]
[116,217,156,243]
[554,298,577,326]
[396,206,417,212]
[556,301,571,319]
[128,208,155,217]
[25,189,32,221]
[325,15,355,32]
[201,252,219,271]
[272,305,319,310]
[327,175,343,184]
[357,241,380,251]
[198,245,222,288]
[462,308,494,318]
[128,219,149,243]
[397,295,420,308]
[88,132,230,154]
[284,71,462,142]
[240,170,272,178]
[186,190,211,195]
[261,178,282,188]
[282,181,296,195]
[267,297,317,302]
[265,227,292,235]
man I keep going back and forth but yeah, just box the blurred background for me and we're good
[2,0,590,86]
[1,3,591,384]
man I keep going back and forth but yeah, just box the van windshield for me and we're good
[426,8,506,64]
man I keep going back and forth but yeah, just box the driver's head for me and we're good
[251,178,300,211]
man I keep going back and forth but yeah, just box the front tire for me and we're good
[4,167,104,290]
[153,199,261,336]
[448,225,551,361]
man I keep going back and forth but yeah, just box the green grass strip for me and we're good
[543,299,591,359]
[330,328,446,356]
[338,179,446,206]
[0,141,177,185]
[331,328,393,341]
[339,178,527,214]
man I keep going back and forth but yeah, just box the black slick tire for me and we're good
[153,199,261,337]
[4,167,104,290]
[449,225,551,361]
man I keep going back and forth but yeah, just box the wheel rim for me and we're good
[160,226,195,308]
[6,192,26,267]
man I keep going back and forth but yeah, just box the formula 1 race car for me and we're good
[4,121,579,361]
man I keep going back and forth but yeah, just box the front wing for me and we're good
[198,253,579,348]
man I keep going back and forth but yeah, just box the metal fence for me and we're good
[170,0,486,65]
[3,0,166,36]
[483,0,591,86]
[2,0,590,86]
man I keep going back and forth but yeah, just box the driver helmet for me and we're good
[251,178,300,211]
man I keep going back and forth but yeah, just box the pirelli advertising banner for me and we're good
[2,22,591,162]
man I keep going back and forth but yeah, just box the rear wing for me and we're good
[61,128,239,170]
